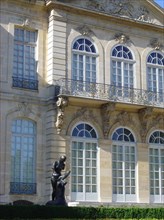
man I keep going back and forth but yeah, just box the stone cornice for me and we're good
[0,91,49,106]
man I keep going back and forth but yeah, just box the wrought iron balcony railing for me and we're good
[54,79,164,108]
[12,77,38,90]
[10,182,36,194]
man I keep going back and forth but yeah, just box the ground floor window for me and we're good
[10,119,36,194]
[149,130,164,203]
[71,123,98,201]
[112,128,136,202]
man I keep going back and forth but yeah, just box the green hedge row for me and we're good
[0,205,164,219]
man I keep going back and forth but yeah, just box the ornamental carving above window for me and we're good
[85,0,152,23]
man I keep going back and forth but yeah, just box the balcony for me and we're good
[54,79,164,108]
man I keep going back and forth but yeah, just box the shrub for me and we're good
[0,205,164,219]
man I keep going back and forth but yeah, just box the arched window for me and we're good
[72,123,97,138]
[112,127,136,202]
[111,45,135,98]
[71,123,98,201]
[72,38,97,92]
[147,52,164,103]
[149,130,164,203]
[10,119,36,194]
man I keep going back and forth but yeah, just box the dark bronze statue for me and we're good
[49,155,70,206]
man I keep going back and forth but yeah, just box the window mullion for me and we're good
[159,149,162,201]
[76,54,79,81]
[83,141,86,199]
[20,135,24,183]
[122,61,124,87]
[84,55,86,82]
[123,144,126,199]
[156,69,158,93]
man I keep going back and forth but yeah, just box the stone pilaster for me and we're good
[99,139,112,203]
[47,9,67,84]
[137,143,149,203]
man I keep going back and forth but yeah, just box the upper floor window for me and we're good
[13,27,38,90]
[147,52,164,102]
[72,38,97,92]
[111,45,134,98]
[10,119,36,194]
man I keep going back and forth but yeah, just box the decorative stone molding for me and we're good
[156,114,164,128]
[22,18,38,30]
[86,0,152,23]
[87,0,134,18]
[149,113,164,130]
[23,18,30,26]
[55,97,68,134]
[150,38,163,51]
[22,18,31,27]
[76,25,94,36]
[136,6,150,22]
[138,107,154,142]
[72,107,98,124]
[18,102,32,117]
[101,103,115,138]
[25,0,45,5]
[115,33,130,44]
[116,111,132,126]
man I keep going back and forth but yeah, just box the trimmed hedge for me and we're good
[0,205,164,219]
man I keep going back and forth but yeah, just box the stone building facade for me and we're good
[0,0,164,205]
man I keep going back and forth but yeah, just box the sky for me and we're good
[154,0,164,8]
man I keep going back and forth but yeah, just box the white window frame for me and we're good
[149,130,164,203]
[13,27,38,90]
[10,119,36,194]
[112,128,137,202]
[111,45,135,88]
[72,38,98,93]
[147,52,164,103]
[112,142,137,202]
[111,45,135,99]
[71,123,99,202]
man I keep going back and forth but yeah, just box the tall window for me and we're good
[13,27,38,90]
[147,52,164,102]
[112,127,136,202]
[111,45,134,98]
[149,130,164,203]
[71,123,98,201]
[10,119,36,194]
[72,38,97,92]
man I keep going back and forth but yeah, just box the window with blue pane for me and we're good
[72,123,97,138]
[111,45,134,99]
[112,127,136,202]
[13,27,38,90]
[71,123,98,201]
[149,130,164,203]
[147,52,164,103]
[10,119,36,194]
[112,127,135,142]
[72,38,97,93]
